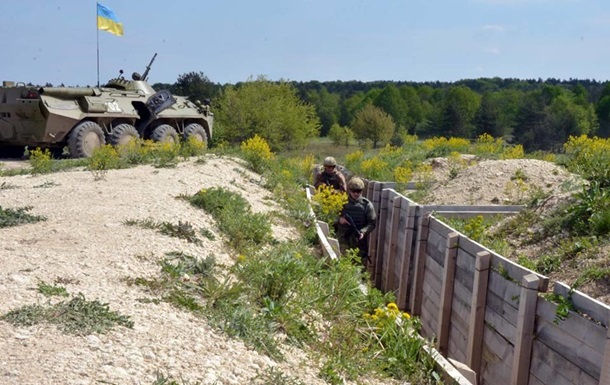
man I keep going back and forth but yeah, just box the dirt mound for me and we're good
[423,158,583,206]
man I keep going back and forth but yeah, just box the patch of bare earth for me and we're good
[417,157,610,304]
[0,156,401,385]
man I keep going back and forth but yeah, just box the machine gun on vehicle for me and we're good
[141,53,157,81]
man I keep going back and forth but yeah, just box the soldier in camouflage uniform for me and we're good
[335,177,377,266]
[314,156,347,193]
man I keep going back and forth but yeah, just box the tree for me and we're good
[398,85,423,131]
[439,86,481,138]
[306,87,341,136]
[474,92,503,138]
[596,83,610,137]
[373,84,409,129]
[513,88,597,151]
[215,76,320,151]
[350,104,395,148]
[173,71,219,103]
[328,123,354,147]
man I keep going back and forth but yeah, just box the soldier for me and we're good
[314,156,347,193]
[335,177,377,266]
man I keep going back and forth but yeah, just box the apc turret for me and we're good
[0,53,213,158]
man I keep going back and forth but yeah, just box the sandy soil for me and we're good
[0,156,341,385]
[421,157,582,206]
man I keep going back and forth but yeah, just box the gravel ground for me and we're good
[0,156,353,385]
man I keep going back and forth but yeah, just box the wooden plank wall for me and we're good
[313,182,610,385]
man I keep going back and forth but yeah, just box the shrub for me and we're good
[0,205,46,228]
[501,144,525,159]
[88,145,122,179]
[564,135,610,186]
[344,150,364,174]
[472,133,504,157]
[240,135,275,173]
[152,141,181,168]
[360,156,389,181]
[180,135,208,158]
[311,185,348,225]
[27,147,54,174]
[328,123,354,147]
[188,187,272,251]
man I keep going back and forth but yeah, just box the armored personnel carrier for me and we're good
[0,54,213,158]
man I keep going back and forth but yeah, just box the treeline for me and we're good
[153,73,610,152]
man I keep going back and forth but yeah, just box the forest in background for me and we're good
[154,74,610,153]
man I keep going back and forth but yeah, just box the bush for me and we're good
[240,135,275,173]
[311,185,347,225]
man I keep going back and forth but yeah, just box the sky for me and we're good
[2,0,610,87]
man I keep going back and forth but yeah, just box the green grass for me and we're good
[123,218,202,245]
[0,205,46,228]
[37,281,69,297]
[1,292,133,335]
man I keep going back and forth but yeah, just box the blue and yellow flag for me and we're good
[97,3,123,36]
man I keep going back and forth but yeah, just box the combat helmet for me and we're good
[323,156,337,167]
[348,177,365,191]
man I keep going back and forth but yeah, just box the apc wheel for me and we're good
[183,123,208,145]
[109,124,139,146]
[151,124,179,144]
[67,121,105,158]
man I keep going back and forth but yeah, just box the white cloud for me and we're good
[482,24,505,32]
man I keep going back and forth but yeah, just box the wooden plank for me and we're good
[422,343,477,385]
[599,327,610,385]
[422,268,442,305]
[487,269,521,313]
[425,249,444,282]
[374,187,390,287]
[383,191,402,291]
[429,214,461,234]
[530,339,597,385]
[410,213,430,315]
[484,289,519,339]
[427,226,449,267]
[391,198,408,293]
[483,304,516,346]
[456,248,476,280]
[327,237,340,257]
[480,326,513,385]
[455,260,475,293]
[452,280,473,332]
[423,204,525,213]
[527,374,545,385]
[553,281,610,327]
[448,306,469,364]
[467,251,491,376]
[535,314,603,380]
[305,186,338,260]
[420,298,438,339]
[459,237,549,292]
[384,190,400,265]
[433,211,520,220]
[511,274,540,385]
[437,232,460,355]
[536,299,606,354]
[317,220,329,237]
[397,200,417,309]
[367,181,382,276]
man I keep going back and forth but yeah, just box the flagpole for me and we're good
[96,1,100,87]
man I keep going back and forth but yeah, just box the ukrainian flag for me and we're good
[97,3,123,36]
